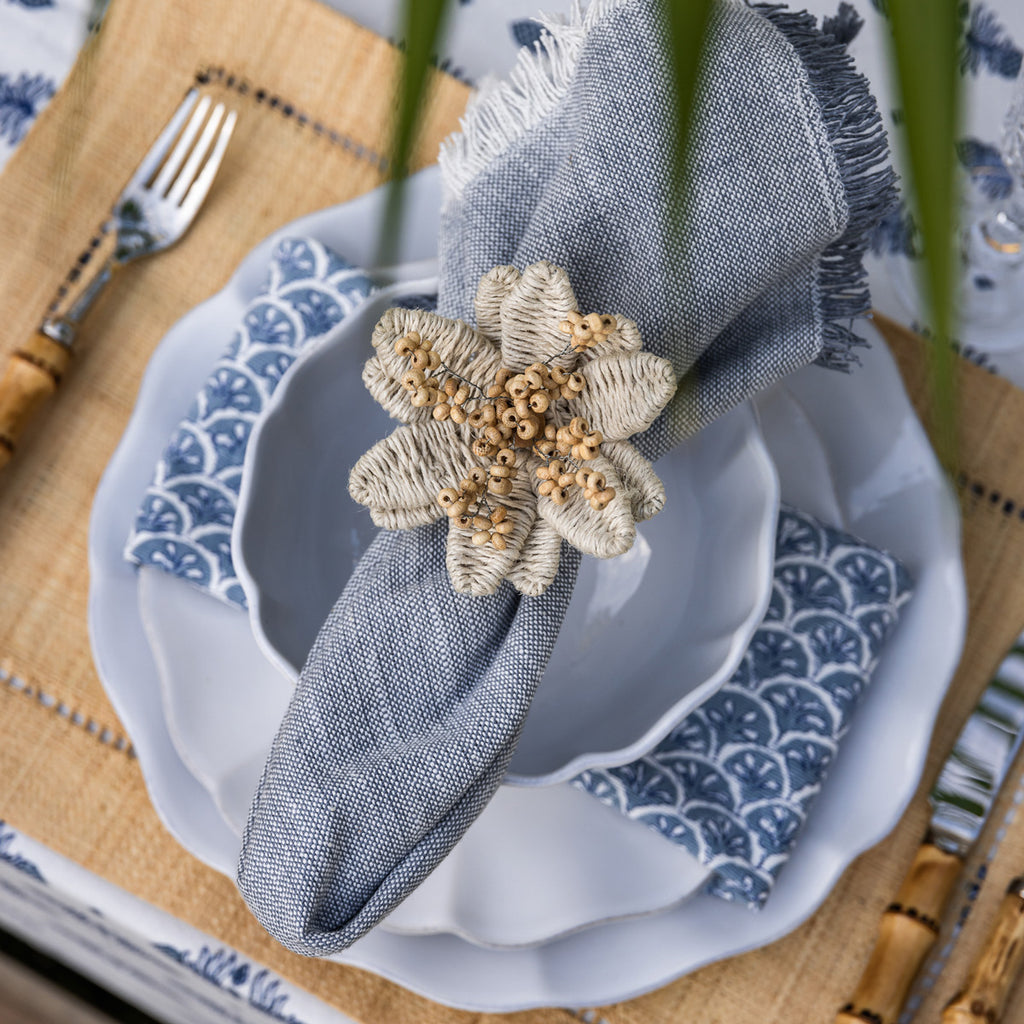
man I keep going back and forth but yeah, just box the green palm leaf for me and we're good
[658,0,717,231]
[885,0,963,470]
[657,0,717,429]
[379,0,452,263]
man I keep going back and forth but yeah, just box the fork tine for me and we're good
[178,110,237,222]
[167,102,225,206]
[129,89,200,189]
[151,94,212,197]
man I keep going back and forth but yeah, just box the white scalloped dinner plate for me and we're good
[90,166,965,1009]
[101,162,771,947]
[93,324,964,1010]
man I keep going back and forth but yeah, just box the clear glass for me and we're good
[892,64,1024,351]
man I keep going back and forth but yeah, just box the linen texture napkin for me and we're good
[574,505,913,908]
[438,0,892,451]
[125,238,375,605]
[237,0,897,954]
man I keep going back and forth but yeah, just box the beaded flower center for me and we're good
[393,311,620,551]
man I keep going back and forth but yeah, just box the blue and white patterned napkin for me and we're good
[574,505,913,909]
[125,238,375,606]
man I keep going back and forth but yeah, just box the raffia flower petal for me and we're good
[369,505,439,530]
[570,351,677,442]
[366,307,503,424]
[533,455,635,558]
[349,420,476,527]
[601,440,666,522]
[446,470,538,596]
[362,359,432,426]
[474,265,521,344]
[499,261,581,372]
[585,315,643,358]
[506,518,563,596]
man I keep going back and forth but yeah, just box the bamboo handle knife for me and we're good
[835,628,1024,1024]
[835,839,962,1024]
[942,876,1024,1024]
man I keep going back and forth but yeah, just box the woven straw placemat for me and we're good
[4,0,1024,1019]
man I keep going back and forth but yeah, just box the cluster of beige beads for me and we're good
[395,332,475,416]
[560,311,617,351]
[535,459,615,510]
[468,362,587,451]
[392,319,619,549]
[435,456,518,550]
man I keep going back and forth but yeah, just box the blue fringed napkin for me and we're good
[129,252,908,954]
[232,0,898,954]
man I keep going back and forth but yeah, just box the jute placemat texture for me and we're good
[3,0,1024,1017]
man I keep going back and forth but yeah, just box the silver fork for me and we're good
[0,88,237,469]
[43,88,238,345]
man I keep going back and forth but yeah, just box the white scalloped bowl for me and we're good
[233,280,779,785]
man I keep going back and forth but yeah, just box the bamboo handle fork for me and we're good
[0,88,236,470]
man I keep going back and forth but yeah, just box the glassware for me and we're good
[891,65,1024,352]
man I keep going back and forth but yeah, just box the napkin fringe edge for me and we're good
[754,2,898,371]
[439,0,623,202]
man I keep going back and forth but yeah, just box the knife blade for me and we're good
[835,639,1024,1024]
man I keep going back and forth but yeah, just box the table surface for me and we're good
[6,2,1024,1023]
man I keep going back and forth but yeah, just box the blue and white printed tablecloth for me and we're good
[0,0,94,171]
[7,0,1024,176]
[3,1,1024,1021]
[0,820,349,1024]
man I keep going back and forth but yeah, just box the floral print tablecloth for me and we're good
[0,0,94,170]
[2,1,1024,1021]
[7,0,1024,183]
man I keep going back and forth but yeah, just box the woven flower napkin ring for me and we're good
[349,261,677,596]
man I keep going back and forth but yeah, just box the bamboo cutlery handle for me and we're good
[835,840,962,1024]
[941,877,1024,1024]
[0,331,72,470]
